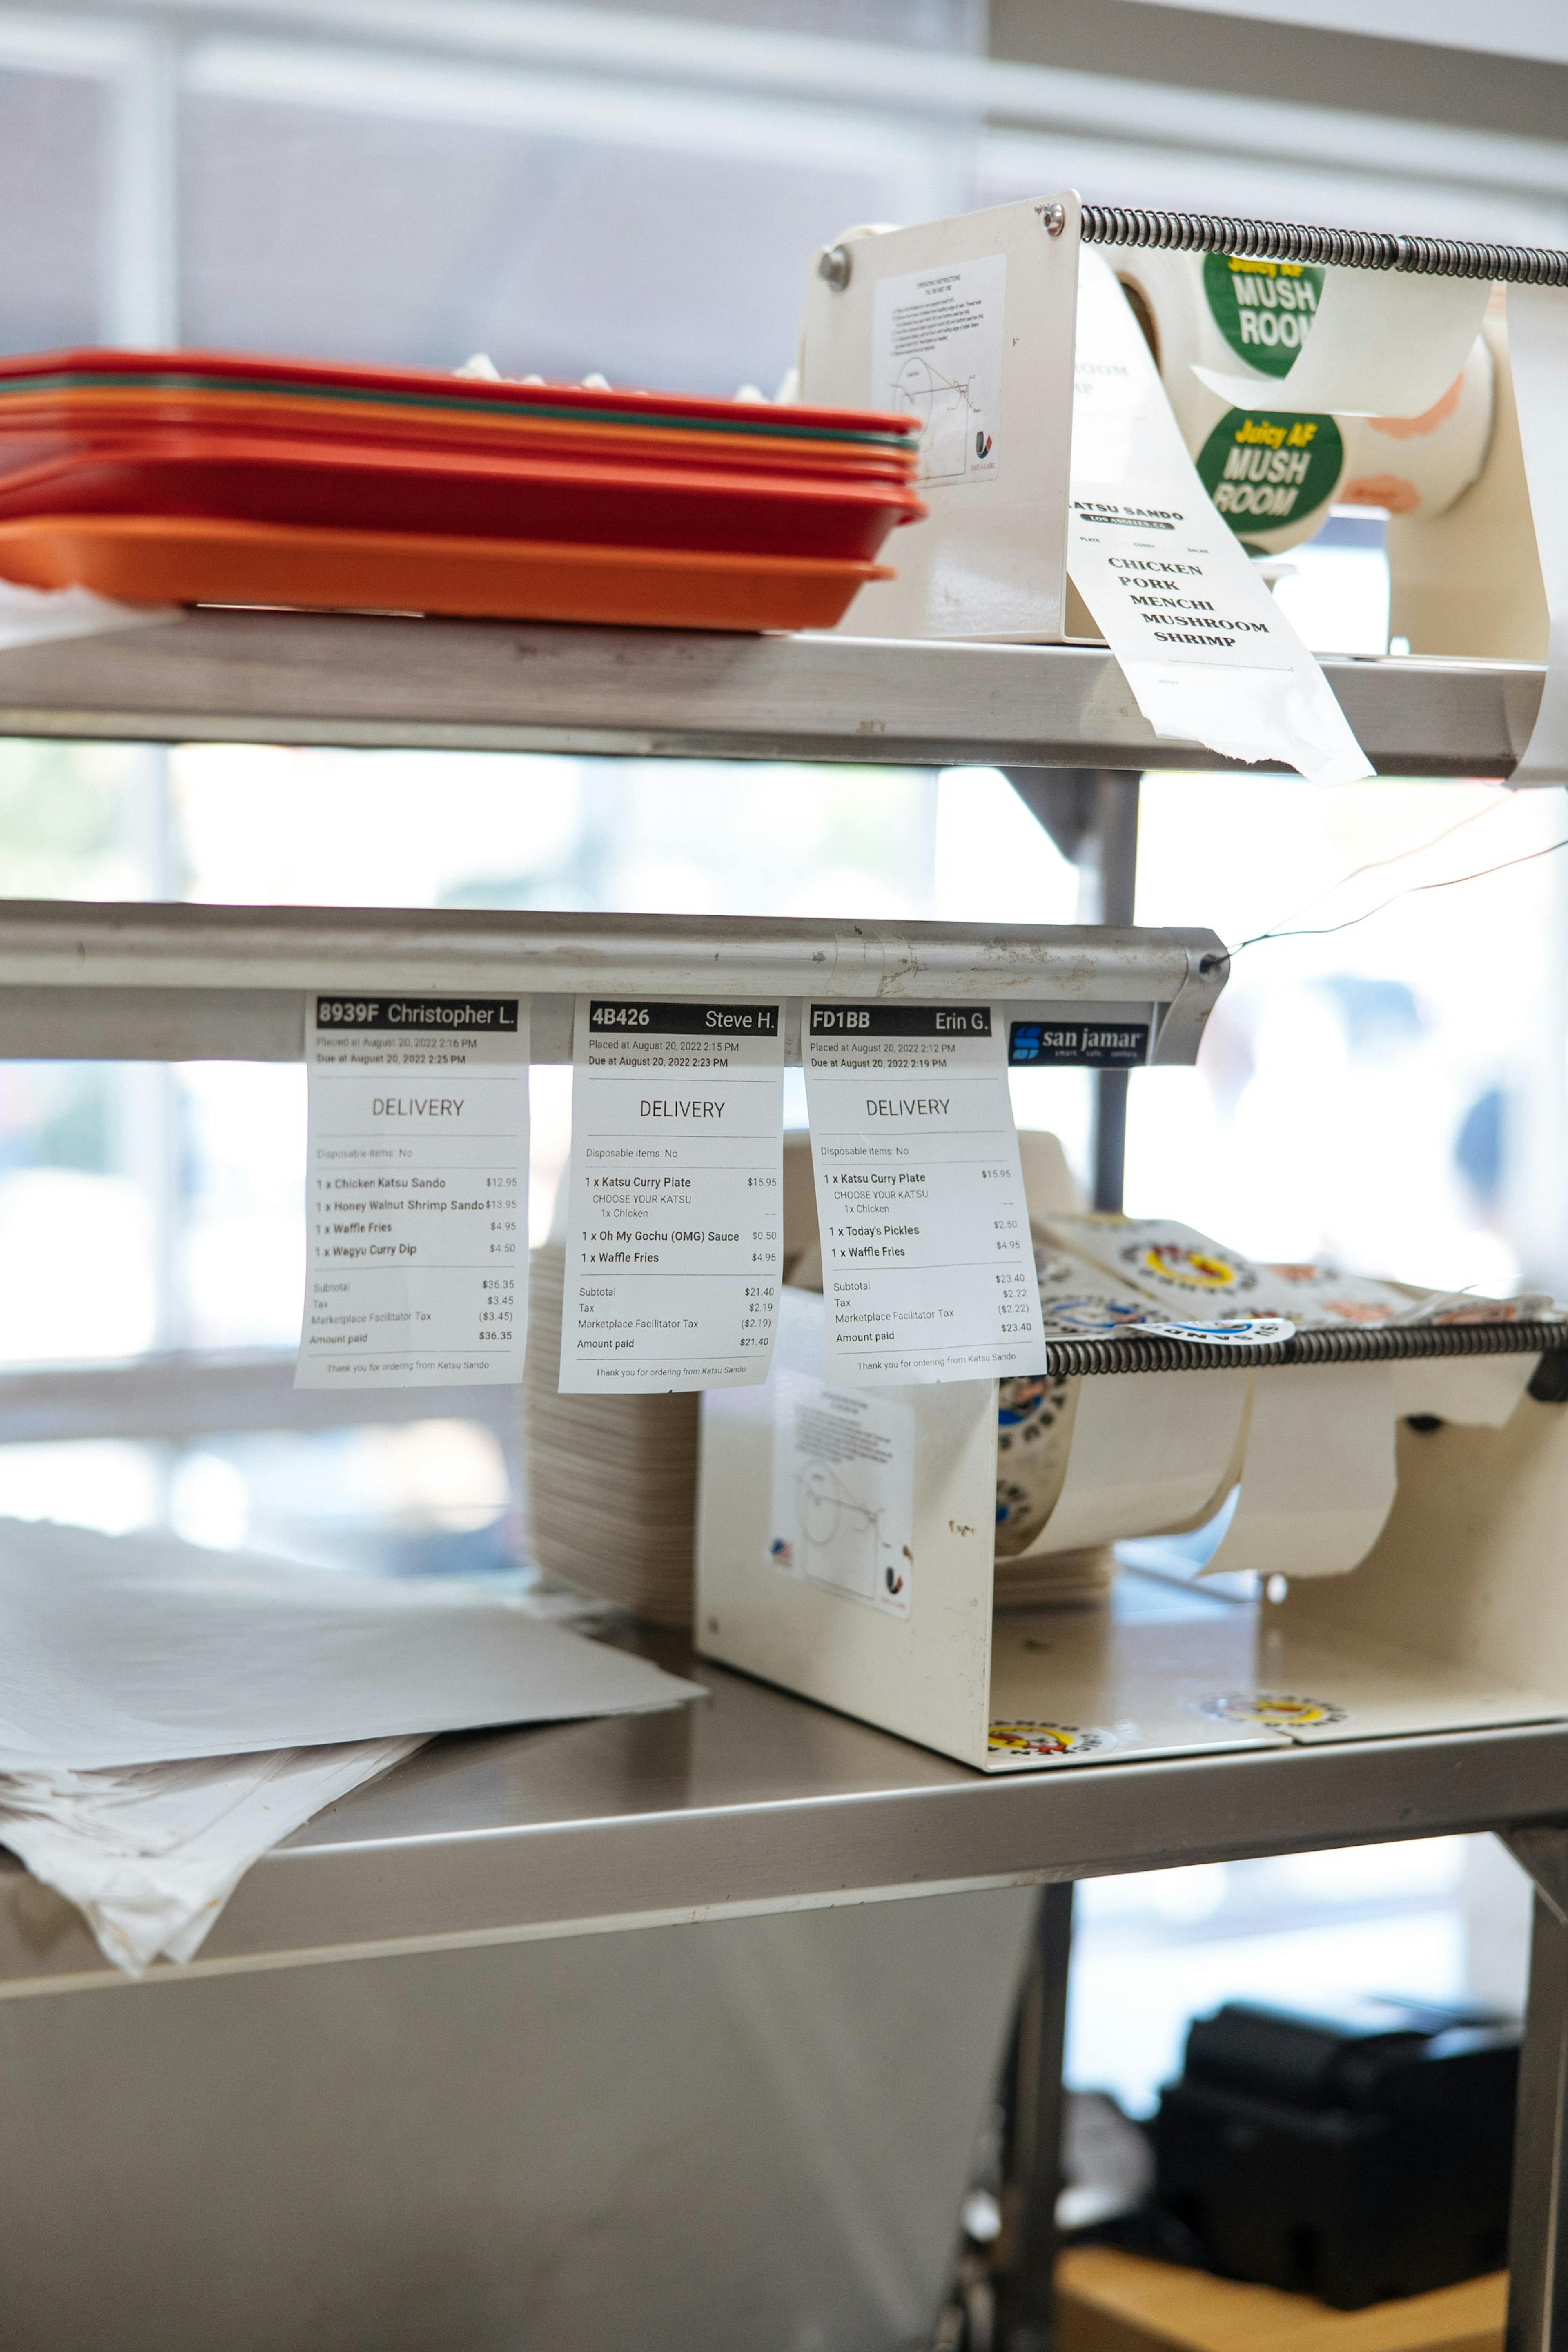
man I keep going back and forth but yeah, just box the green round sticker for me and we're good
[1196,410,1343,541]
[1203,254,1324,378]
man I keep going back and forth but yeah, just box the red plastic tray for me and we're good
[0,513,893,630]
[0,433,923,562]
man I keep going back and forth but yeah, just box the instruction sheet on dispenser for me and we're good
[768,1370,915,1617]
[872,254,1006,488]
[296,993,529,1389]
[560,996,785,1392]
[804,1002,1046,1385]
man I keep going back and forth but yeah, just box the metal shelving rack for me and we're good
[2,614,1566,2351]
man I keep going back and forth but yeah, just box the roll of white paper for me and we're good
[1391,1352,1537,1427]
[1022,1366,1251,1558]
[1200,1361,1397,1582]
[1194,268,1492,423]
[1338,332,1494,525]
[1499,283,1568,786]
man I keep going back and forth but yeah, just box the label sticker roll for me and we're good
[804,1001,1046,1386]
[1113,249,1347,553]
[1194,267,1491,422]
[559,996,784,1393]
[1195,410,1344,545]
[1045,1216,1264,1309]
[297,993,529,1389]
[1202,255,1324,377]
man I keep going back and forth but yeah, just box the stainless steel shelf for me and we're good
[0,610,1541,775]
[4,1635,1566,1999]
[0,901,1225,1064]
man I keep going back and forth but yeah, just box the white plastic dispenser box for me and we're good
[799,195,1081,643]
[799,196,1373,785]
[696,1286,1568,1775]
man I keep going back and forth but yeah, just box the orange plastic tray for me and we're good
[0,350,919,455]
[0,513,893,631]
[0,385,920,483]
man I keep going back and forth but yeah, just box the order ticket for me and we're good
[296,992,529,1390]
[559,996,785,1393]
[803,1002,1046,1385]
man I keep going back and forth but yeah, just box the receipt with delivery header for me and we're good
[560,995,785,1392]
[296,992,529,1389]
[804,1002,1045,1385]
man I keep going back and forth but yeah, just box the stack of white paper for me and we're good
[0,1517,700,1973]
[0,1741,423,1976]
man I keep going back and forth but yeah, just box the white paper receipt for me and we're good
[804,1002,1046,1385]
[297,993,530,1389]
[559,996,785,1393]
[768,1370,914,1617]
[873,254,1004,488]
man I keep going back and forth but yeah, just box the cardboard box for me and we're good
[1055,2248,1505,2352]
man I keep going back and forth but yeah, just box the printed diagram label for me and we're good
[768,1372,914,1617]
[803,1002,1047,1385]
[560,997,784,1393]
[297,994,529,1390]
[873,254,1005,488]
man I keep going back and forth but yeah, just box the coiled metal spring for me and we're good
[1044,1319,1568,1378]
[1078,205,1568,285]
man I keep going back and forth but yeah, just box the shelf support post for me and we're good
[1503,1824,1568,2352]
[1005,768,1142,1210]
[996,1880,1075,2352]
[1089,774,1140,1213]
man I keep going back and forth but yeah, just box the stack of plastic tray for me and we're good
[0,350,924,629]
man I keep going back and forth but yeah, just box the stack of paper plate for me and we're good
[993,1547,1118,1609]
[0,350,924,629]
[523,1245,699,1627]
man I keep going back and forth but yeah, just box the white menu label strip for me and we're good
[804,1001,1046,1386]
[296,993,529,1390]
[559,996,784,1393]
[1069,249,1374,788]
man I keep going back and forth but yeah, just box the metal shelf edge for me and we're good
[2,1694,1564,1998]
[0,614,1541,775]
